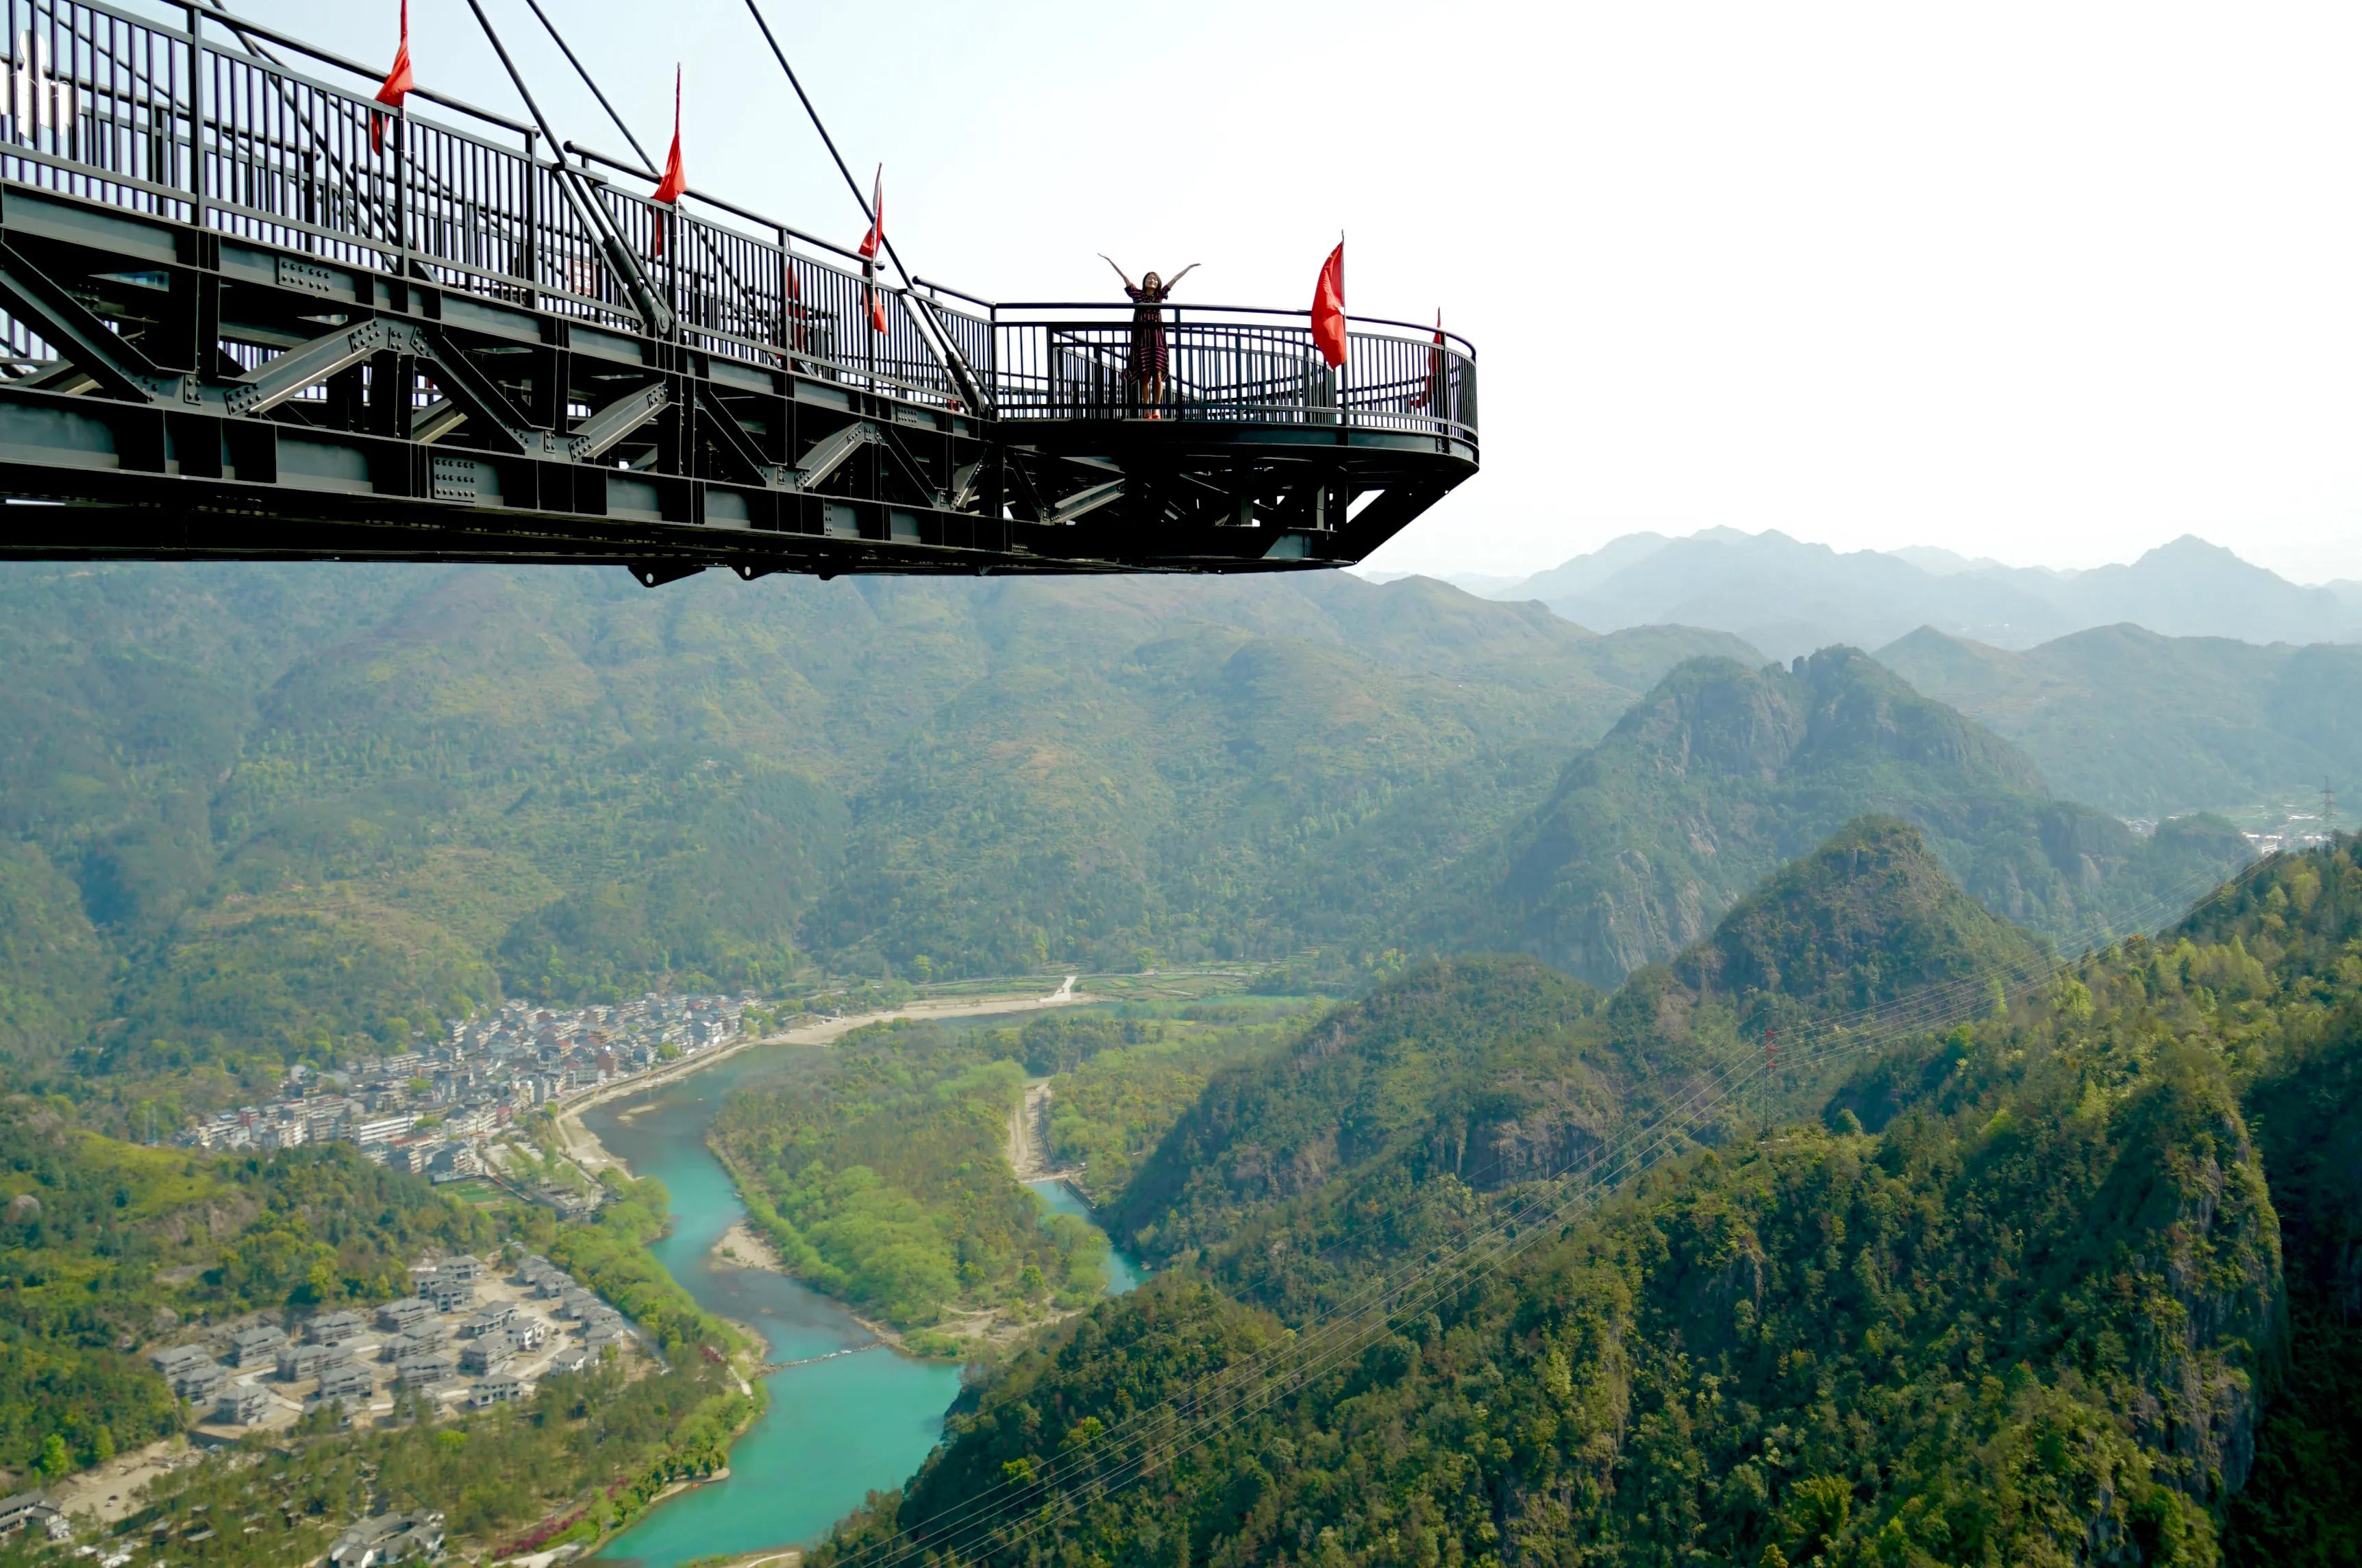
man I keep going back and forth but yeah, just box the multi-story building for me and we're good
[228,1325,288,1367]
[214,1386,275,1426]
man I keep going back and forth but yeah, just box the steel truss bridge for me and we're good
[0,0,1478,582]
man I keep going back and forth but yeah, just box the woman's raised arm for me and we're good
[1099,253,1137,291]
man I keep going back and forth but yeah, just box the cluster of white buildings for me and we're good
[173,993,751,1172]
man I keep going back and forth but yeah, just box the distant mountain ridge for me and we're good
[1448,645,2248,986]
[1451,530,2361,661]
[1879,622,2362,819]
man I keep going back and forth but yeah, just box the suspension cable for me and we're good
[738,0,989,412]
[738,0,903,286]
[518,0,654,169]
[458,0,673,338]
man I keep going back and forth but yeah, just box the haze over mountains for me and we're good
[0,560,2269,1121]
[1397,528,2362,662]
[1880,624,2362,820]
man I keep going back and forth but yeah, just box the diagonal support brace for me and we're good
[410,329,536,455]
[1047,477,1125,525]
[786,419,878,492]
[693,383,788,486]
[0,239,191,405]
[225,318,423,417]
[570,382,669,462]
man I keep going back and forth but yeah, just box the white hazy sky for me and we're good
[209,1,2362,583]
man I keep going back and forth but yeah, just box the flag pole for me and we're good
[1337,229,1347,426]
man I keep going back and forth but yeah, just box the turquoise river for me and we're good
[585,1043,1143,1566]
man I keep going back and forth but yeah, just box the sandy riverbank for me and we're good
[712,1219,784,1273]
[554,976,1086,1178]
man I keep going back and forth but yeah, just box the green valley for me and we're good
[0,556,2352,1568]
[708,1003,1319,1341]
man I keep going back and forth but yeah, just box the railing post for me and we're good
[185,3,205,229]
[1339,326,1350,432]
[521,129,539,308]
[774,225,790,362]
[393,110,409,279]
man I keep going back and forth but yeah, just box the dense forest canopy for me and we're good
[817,838,2362,1568]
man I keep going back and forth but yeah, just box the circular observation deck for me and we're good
[949,297,1478,571]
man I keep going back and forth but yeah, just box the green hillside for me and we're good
[710,1019,1109,1336]
[0,564,1748,1111]
[1464,645,2248,986]
[1673,814,2050,1019]
[1109,954,1600,1266]
[819,841,2362,1568]
[1115,818,2045,1321]
[1878,623,2362,820]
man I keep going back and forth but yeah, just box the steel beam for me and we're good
[0,240,187,405]
[570,384,668,461]
[225,319,423,417]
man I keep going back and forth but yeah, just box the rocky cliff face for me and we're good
[2111,1065,2283,1503]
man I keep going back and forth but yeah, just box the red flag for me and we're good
[858,165,888,332]
[1410,309,1443,410]
[370,0,413,155]
[1310,241,1347,370]
[650,68,686,258]
[653,69,687,206]
[858,165,884,262]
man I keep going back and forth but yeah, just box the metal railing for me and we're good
[0,0,1476,442]
[987,303,1476,443]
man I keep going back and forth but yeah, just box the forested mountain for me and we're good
[1879,623,2362,819]
[1456,646,2248,987]
[820,838,2362,1568]
[1467,529,2362,660]
[0,563,1751,1108]
[1110,954,1599,1266]
[0,556,2264,1129]
[1115,819,2046,1308]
